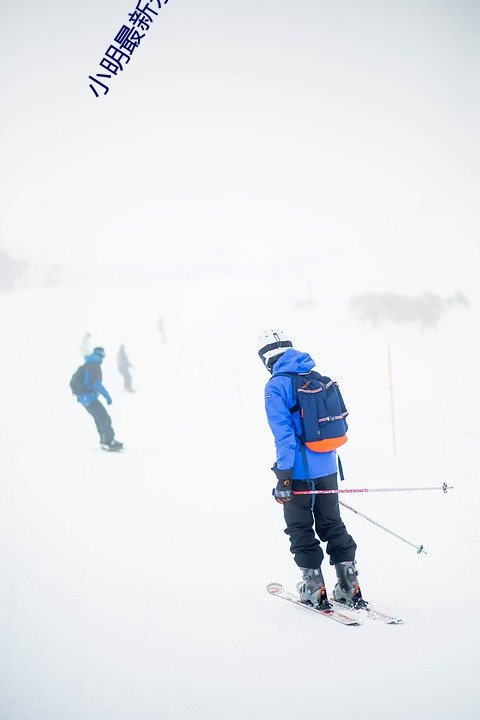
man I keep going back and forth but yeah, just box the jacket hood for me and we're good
[271,348,315,375]
[85,352,103,364]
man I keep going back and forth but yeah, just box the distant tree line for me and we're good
[348,291,469,329]
[0,248,27,291]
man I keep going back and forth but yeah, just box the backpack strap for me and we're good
[299,443,310,480]
[273,371,309,415]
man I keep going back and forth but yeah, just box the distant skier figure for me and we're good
[117,344,134,392]
[71,346,123,452]
[80,332,91,358]
[258,328,366,610]
[158,316,166,343]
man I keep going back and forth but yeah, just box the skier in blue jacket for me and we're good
[77,347,123,451]
[258,329,366,610]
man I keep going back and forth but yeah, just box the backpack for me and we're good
[276,371,348,452]
[70,364,87,395]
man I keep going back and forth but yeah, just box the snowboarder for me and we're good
[117,344,134,392]
[258,328,366,610]
[75,346,123,451]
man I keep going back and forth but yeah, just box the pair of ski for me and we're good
[267,583,402,626]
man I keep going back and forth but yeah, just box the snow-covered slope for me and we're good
[0,276,478,720]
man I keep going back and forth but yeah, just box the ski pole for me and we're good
[338,499,427,554]
[292,482,452,496]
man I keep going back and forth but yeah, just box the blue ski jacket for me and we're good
[77,351,112,407]
[264,348,337,480]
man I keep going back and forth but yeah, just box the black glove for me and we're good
[271,464,293,504]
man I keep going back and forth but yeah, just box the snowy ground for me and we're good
[1,275,479,720]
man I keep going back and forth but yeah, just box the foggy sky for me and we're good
[1,0,479,294]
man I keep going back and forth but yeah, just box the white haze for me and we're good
[1,1,479,718]
[1,1,479,294]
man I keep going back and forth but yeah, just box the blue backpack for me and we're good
[276,371,348,452]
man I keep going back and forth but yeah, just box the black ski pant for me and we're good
[83,400,114,444]
[283,473,356,570]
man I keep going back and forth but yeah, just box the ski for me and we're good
[267,583,361,626]
[328,598,403,625]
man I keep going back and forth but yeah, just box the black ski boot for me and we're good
[297,568,332,611]
[333,561,368,609]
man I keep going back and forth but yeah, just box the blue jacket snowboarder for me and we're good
[75,347,123,451]
[258,328,366,610]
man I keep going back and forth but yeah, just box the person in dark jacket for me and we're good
[77,347,123,451]
[258,328,366,610]
[117,344,134,392]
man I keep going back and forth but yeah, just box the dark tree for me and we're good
[348,291,469,330]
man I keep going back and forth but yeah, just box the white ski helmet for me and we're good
[257,329,293,369]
